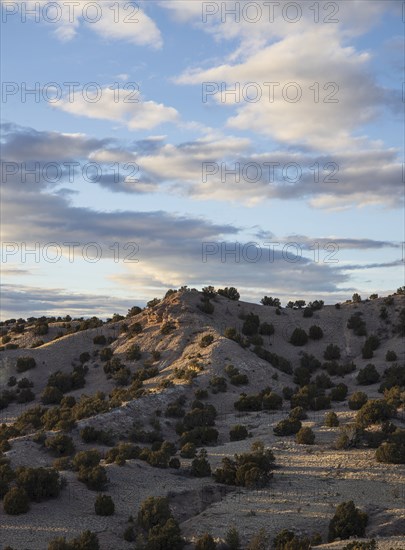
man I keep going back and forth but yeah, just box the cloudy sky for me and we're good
[1,0,404,318]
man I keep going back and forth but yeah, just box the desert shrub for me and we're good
[15,388,35,404]
[234,393,262,412]
[247,528,269,550]
[385,350,397,362]
[165,400,186,418]
[290,328,308,346]
[225,526,241,550]
[214,441,275,488]
[293,367,311,387]
[146,517,184,549]
[273,418,301,436]
[357,364,380,385]
[217,287,240,301]
[362,335,380,359]
[242,313,260,336]
[300,353,321,372]
[79,352,91,364]
[195,389,208,400]
[335,424,363,450]
[323,344,340,360]
[296,427,315,445]
[93,335,106,345]
[72,449,101,471]
[94,494,115,516]
[198,298,215,315]
[375,430,405,464]
[200,334,214,348]
[209,376,227,393]
[48,530,100,550]
[45,434,75,457]
[324,411,339,427]
[348,391,368,410]
[138,496,172,530]
[314,373,333,389]
[342,541,376,550]
[356,399,396,427]
[261,296,280,307]
[125,344,141,361]
[303,308,313,318]
[230,373,249,386]
[16,356,36,373]
[330,383,348,402]
[52,457,71,471]
[347,313,367,336]
[179,427,218,447]
[77,465,108,491]
[383,386,403,408]
[262,392,283,410]
[273,529,311,550]
[191,448,211,477]
[16,467,62,501]
[253,347,292,374]
[379,364,405,391]
[99,347,113,362]
[168,457,180,469]
[195,534,217,550]
[230,425,248,441]
[3,486,30,515]
[289,407,307,421]
[80,426,114,446]
[160,321,176,335]
[180,442,196,458]
[328,501,368,541]
[129,322,143,335]
[309,325,323,340]
[259,322,274,336]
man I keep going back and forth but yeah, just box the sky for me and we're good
[0,0,404,319]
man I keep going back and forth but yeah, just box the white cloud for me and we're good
[55,87,179,131]
[9,0,162,48]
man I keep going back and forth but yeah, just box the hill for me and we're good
[0,289,404,549]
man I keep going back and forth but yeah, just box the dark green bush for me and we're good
[348,391,368,410]
[273,529,311,550]
[290,328,308,346]
[214,441,275,488]
[347,313,367,336]
[229,425,248,441]
[77,465,108,491]
[273,418,301,436]
[296,427,315,445]
[180,442,196,458]
[324,411,339,427]
[357,364,380,385]
[385,350,397,362]
[309,325,323,340]
[16,467,62,501]
[93,335,106,345]
[138,496,172,530]
[16,356,36,373]
[191,449,211,477]
[126,344,142,361]
[45,434,75,456]
[259,322,274,336]
[356,399,396,427]
[3,486,29,515]
[330,383,348,402]
[200,334,214,348]
[328,501,368,541]
[94,494,115,516]
[195,533,217,550]
[323,344,340,360]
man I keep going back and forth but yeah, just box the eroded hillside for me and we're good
[0,289,404,550]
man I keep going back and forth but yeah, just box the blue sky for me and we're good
[1,0,404,318]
